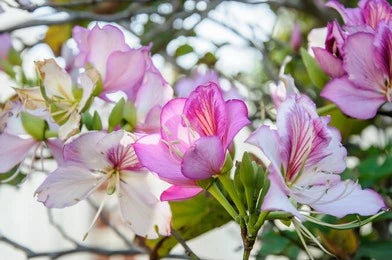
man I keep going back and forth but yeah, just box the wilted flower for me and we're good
[247,94,385,218]
[36,58,97,140]
[134,83,250,201]
[36,130,172,239]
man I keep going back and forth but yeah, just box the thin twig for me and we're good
[171,228,200,260]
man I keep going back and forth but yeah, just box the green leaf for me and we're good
[198,52,217,67]
[7,48,22,66]
[145,192,231,258]
[174,44,194,57]
[21,112,47,141]
[300,47,329,89]
[122,101,137,129]
[257,230,301,259]
[82,112,93,130]
[92,111,103,131]
[0,165,26,186]
[354,241,392,260]
[108,98,125,132]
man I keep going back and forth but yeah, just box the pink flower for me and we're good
[247,94,385,219]
[35,130,172,239]
[326,0,392,30]
[134,83,250,201]
[73,24,173,132]
[321,23,392,119]
[290,23,302,52]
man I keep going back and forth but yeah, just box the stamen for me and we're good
[83,194,108,241]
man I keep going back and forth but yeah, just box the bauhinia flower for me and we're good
[35,130,172,239]
[36,58,97,140]
[72,24,173,132]
[321,23,392,119]
[134,82,250,201]
[247,94,385,218]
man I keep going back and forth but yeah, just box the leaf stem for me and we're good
[218,174,247,218]
[208,182,240,222]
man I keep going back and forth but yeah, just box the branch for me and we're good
[0,2,158,33]
[171,229,200,260]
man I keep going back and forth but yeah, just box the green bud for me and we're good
[233,166,246,206]
[221,153,233,175]
[108,98,125,132]
[21,112,47,141]
[82,112,93,130]
[239,152,255,187]
[92,111,102,131]
[7,48,22,66]
[92,76,103,97]
[122,101,137,130]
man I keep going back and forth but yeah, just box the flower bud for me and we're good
[108,98,125,132]
[21,112,47,141]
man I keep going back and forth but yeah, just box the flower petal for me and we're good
[181,136,225,180]
[134,71,173,127]
[160,98,195,152]
[295,180,386,218]
[312,47,345,77]
[343,32,387,92]
[35,59,74,101]
[117,171,172,239]
[261,171,302,219]
[246,125,282,171]
[160,185,203,201]
[184,83,227,138]
[63,131,111,170]
[326,0,364,25]
[102,49,146,97]
[0,134,37,173]
[223,99,250,148]
[45,138,64,165]
[35,165,106,208]
[80,24,130,77]
[321,77,385,119]
[134,134,192,185]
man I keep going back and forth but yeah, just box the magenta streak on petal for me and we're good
[362,0,392,29]
[183,83,226,138]
[107,144,140,171]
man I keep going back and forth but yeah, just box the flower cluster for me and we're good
[314,0,392,119]
[0,4,389,257]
